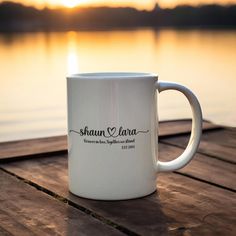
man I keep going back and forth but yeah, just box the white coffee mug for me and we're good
[67,72,202,200]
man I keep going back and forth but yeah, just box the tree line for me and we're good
[0,1,236,31]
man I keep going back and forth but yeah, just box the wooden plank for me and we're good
[161,128,236,164]
[0,136,67,160]
[158,119,220,137]
[159,143,236,191]
[0,170,124,236]
[0,120,219,161]
[1,154,235,235]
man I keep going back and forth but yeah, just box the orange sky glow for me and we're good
[1,0,236,9]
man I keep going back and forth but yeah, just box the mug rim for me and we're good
[67,72,158,80]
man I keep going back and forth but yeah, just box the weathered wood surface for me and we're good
[0,136,67,161]
[160,128,236,164]
[0,120,235,236]
[0,120,219,161]
[158,119,220,137]
[0,170,124,236]
[159,143,236,191]
[1,155,235,235]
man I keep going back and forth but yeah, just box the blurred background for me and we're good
[0,0,236,142]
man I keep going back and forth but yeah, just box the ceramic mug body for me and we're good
[67,72,202,200]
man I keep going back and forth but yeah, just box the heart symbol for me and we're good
[107,127,116,137]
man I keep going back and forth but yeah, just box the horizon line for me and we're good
[1,1,236,11]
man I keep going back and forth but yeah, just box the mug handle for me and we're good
[155,81,202,172]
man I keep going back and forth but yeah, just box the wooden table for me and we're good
[0,120,235,236]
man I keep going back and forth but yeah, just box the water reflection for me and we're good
[67,32,79,74]
[0,29,235,141]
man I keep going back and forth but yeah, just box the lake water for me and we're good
[0,29,236,142]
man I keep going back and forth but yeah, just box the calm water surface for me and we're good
[0,29,235,141]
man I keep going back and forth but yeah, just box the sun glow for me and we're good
[60,0,84,8]
[67,32,79,74]
[6,0,236,10]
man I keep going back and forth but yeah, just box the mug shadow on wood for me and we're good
[66,190,172,235]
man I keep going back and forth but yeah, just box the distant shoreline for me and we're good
[0,2,236,32]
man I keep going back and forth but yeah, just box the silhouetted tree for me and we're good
[0,1,235,31]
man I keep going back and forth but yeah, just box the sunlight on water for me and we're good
[0,29,235,141]
[67,32,80,74]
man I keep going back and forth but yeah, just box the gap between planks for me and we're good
[160,127,236,164]
[0,119,234,235]
[0,167,138,236]
[0,169,129,236]
[173,171,235,193]
[1,158,235,236]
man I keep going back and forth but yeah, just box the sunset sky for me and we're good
[1,0,236,9]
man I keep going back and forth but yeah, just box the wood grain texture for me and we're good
[159,143,236,191]
[0,136,67,160]
[0,120,219,161]
[161,128,236,163]
[0,170,124,236]
[158,119,220,137]
[1,154,235,236]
